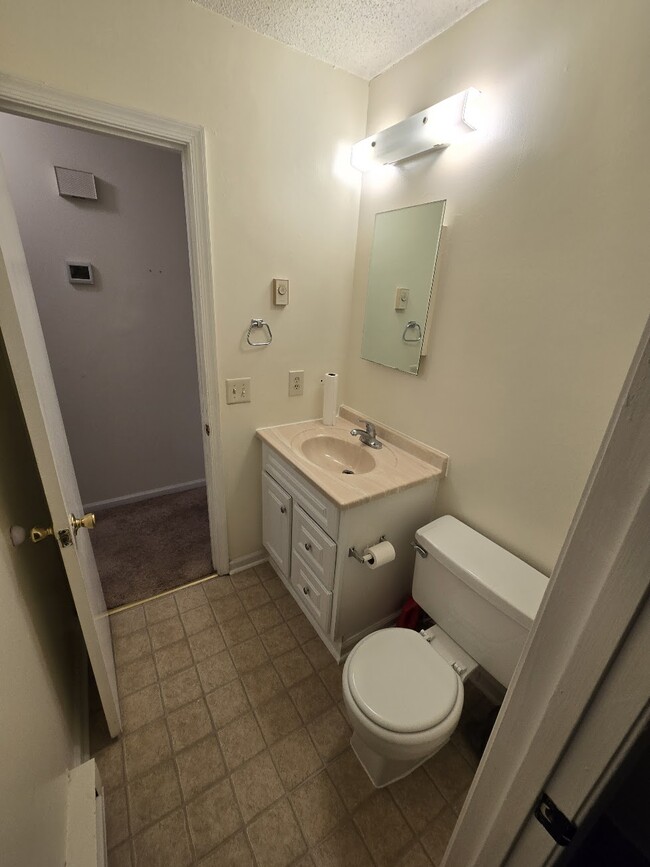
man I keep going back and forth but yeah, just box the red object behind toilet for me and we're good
[395,595,422,630]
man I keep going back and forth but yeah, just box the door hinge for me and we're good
[58,528,73,548]
[204,423,211,436]
[534,793,577,846]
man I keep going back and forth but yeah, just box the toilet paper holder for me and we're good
[348,535,387,563]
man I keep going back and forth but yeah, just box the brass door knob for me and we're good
[71,512,96,534]
[30,525,54,543]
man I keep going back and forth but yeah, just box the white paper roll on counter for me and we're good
[363,540,396,570]
[322,372,339,426]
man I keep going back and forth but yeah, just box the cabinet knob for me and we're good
[304,542,312,552]
[280,506,287,514]
[302,586,310,595]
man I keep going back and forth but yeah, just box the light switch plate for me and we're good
[395,287,409,310]
[273,278,289,306]
[226,377,251,404]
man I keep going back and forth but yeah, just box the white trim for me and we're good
[341,609,401,655]
[443,314,650,867]
[66,759,105,867]
[229,550,268,574]
[0,72,229,575]
[83,478,206,512]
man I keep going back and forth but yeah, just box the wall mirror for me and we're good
[361,200,446,375]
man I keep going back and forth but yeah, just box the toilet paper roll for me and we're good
[322,372,338,426]
[363,540,396,570]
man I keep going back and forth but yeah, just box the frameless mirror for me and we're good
[361,200,446,375]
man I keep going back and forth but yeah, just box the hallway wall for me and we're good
[0,113,205,508]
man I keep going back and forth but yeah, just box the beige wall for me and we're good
[3,0,648,575]
[0,0,368,560]
[0,339,78,865]
[0,112,205,507]
[345,0,650,573]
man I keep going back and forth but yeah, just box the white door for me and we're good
[0,158,120,736]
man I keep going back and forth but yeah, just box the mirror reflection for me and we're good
[361,200,446,375]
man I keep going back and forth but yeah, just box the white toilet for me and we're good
[342,515,549,787]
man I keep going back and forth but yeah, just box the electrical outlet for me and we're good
[226,377,251,404]
[289,370,304,396]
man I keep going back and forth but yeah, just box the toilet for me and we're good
[342,515,549,787]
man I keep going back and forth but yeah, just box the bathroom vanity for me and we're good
[257,407,448,661]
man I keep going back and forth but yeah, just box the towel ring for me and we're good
[402,320,422,343]
[246,318,273,346]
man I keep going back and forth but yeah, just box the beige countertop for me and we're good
[256,408,448,509]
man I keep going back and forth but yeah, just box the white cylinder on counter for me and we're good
[322,372,339,426]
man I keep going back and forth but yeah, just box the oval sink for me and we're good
[299,435,377,475]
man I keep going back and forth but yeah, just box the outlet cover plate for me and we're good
[289,370,304,396]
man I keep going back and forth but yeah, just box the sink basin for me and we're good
[299,435,377,475]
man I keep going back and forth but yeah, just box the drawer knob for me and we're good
[304,542,312,552]
[302,586,310,595]
[280,506,287,514]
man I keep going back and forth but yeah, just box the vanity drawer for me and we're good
[292,505,337,590]
[291,550,332,633]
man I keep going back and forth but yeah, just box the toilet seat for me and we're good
[346,628,460,734]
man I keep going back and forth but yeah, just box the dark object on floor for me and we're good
[92,486,213,608]
[396,595,422,630]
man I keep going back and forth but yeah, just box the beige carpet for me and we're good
[92,486,213,609]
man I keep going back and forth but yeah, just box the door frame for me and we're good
[0,72,229,577]
[442,314,650,866]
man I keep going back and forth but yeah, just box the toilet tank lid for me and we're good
[415,516,549,629]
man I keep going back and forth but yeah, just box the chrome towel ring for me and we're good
[402,320,422,343]
[246,318,273,346]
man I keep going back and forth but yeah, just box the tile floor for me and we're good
[94,563,493,867]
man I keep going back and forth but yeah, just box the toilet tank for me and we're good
[413,516,548,687]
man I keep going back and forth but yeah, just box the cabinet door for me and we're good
[262,472,292,579]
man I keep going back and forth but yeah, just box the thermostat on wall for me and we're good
[67,262,94,284]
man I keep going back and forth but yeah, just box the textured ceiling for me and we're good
[191,0,489,80]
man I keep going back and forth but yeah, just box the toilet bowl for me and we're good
[342,626,468,787]
[342,515,549,788]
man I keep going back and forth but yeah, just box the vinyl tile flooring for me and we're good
[94,563,491,867]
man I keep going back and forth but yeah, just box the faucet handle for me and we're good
[359,419,376,434]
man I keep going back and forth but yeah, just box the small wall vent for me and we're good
[54,166,98,200]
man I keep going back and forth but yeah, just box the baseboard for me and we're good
[472,667,507,706]
[341,610,401,658]
[83,478,206,512]
[229,550,268,575]
[66,759,106,867]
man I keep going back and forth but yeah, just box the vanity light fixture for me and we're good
[350,87,482,172]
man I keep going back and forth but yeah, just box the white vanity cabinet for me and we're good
[261,442,439,660]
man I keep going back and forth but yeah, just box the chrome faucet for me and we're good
[350,420,383,449]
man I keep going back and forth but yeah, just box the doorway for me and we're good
[0,111,216,607]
